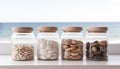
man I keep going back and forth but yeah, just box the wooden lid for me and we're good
[62,27,82,32]
[38,27,58,32]
[87,27,108,33]
[12,27,33,33]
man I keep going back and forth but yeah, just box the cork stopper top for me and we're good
[38,27,58,32]
[87,27,108,33]
[12,27,33,33]
[62,27,83,32]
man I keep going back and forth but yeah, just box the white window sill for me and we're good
[0,55,120,69]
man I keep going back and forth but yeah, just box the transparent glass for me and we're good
[37,32,59,60]
[85,33,108,61]
[11,32,35,61]
[61,32,83,60]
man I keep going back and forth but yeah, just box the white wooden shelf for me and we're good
[0,55,120,69]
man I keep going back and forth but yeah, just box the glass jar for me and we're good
[86,27,108,61]
[61,27,83,60]
[37,27,59,60]
[11,27,35,61]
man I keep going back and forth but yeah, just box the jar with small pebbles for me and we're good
[37,27,59,60]
[11,27,35,61]
[85,27,108,61]
[61,27,83,60]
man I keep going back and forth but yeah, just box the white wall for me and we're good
[0,0,120,22]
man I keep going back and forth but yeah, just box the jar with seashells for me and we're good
[11,27,35,61]
[61,27,83,60]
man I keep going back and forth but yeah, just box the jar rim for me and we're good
[12,27,33,33]
[38,26,58,32]
[62,26,83,32]
[87,27,108,33]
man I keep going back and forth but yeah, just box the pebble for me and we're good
[86,40,108,61]
[40,49,47,56]
[92,46,97,52]
[99,41,107,46]
[37,39,58,60]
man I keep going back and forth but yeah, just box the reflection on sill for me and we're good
[0,55,120,66]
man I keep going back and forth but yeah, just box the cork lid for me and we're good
[62,27,83,32]
[87,27,108,33]
[12,27,33,33]
[38,27,58,32]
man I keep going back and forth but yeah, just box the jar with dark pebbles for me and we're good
[86,27,108,61]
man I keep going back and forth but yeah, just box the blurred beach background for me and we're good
[0,22,119,43]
